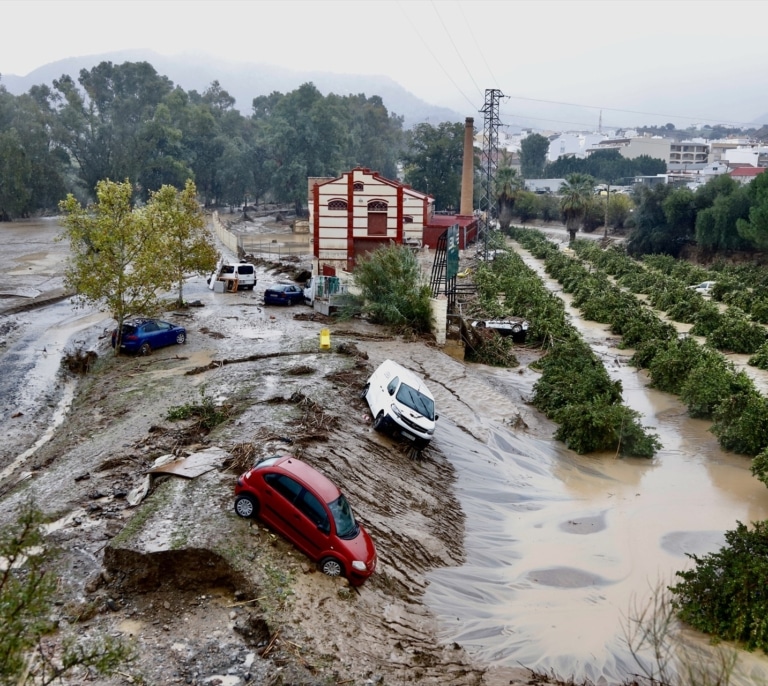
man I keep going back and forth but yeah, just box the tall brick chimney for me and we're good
[459,117,474,216]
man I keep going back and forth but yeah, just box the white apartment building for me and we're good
[723,146,768,168]
[587,136,672,165]
[547,132,608,161]
[668,139,710,171]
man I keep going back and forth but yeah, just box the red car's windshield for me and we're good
[328,495,358,539]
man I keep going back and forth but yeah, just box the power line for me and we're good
[429,0,485,101]
[397,0,479,112]
[456,0,500,89]
[504,93,758,128]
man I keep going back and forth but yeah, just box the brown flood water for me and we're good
[6,220,768,683]
[414,245,768,684]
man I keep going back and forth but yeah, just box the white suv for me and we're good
[361,360,437,450]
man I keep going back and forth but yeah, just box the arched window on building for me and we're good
[328,199,347,211]
[367,200,388,236]
[353,182,364,192]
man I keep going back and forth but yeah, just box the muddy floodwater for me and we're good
[4,219,768,684]
[419,246,768,683]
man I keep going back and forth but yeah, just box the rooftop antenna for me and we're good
[598,109,603,134]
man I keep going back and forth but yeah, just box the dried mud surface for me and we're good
[0,220,554,685]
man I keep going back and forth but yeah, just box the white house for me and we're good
[308,167,434,275]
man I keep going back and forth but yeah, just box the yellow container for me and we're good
[319,328,331,349]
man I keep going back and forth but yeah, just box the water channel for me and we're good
[423,242,768,683]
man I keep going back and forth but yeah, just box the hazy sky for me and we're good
[2,0,766,129]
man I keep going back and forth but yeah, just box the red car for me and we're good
[234,455,377,585]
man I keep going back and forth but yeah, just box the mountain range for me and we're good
[0,50,465,130]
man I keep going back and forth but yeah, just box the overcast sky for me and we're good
[2,0,766,129]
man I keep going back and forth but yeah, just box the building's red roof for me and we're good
[426,214,476,229]
[314,167,433,201]
[730,166,766,177]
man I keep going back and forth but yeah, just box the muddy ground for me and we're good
[0,218,563,686]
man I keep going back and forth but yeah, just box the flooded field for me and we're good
[3,218,768,684]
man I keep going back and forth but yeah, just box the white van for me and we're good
[208,260,256,291]
[361,360,437,450]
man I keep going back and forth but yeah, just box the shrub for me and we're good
[679,350,737,419]
[748,341,768,370]
[707,307,767,354]
[710,375,768,455]
[690,301,722,337]
[630,339,667,370]
[751,447,768,487]
[553,399,661,457]
[537,194,560,222]
[750,296,768,324]
[647,337,704,395]
[353,244,433,334]
[670,520,768,652]
[167,386,231,431]
[532,340,622,416]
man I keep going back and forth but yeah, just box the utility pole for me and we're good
[479,89,504,260]
[603,182,610,239]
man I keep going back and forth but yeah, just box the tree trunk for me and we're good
[566,218,578,243]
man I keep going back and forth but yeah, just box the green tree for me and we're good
[144,180,219,307]
[559,173,595,242]
[0,500,130,683]
[520,132,549,178]
[494,165,524,230]
[696,189,751,251]
[514,190,539,223]
[736,170,768,249]
[546,149,665,183]
[58,179,173,352]
[52,61,175,197]
[353,244,433,334]
[626,183,674,256]
[402,121,466,211]
[340,93,403,180]
[0,128,31,220]
[607,193,633,229]
[662,187,696,240]
[0,84,66,219]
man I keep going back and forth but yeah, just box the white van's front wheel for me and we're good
[373,412,386,431]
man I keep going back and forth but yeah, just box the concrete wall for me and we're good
[211,212,240,255]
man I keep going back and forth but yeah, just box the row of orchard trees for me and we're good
[0,61,405,219]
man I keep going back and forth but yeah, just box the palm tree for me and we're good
[494,165,525,231]
[559,173,595,242]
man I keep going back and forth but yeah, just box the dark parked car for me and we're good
[111,318,187,355]
[263,283,305,306]
[234,455,377,585]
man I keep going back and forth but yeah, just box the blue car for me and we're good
[111,318,187,355]
[263,283,305,306]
